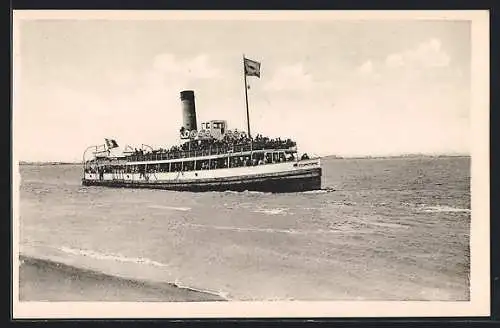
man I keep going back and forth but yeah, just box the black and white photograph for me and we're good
[12,10,489,318]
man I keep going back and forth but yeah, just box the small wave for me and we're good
[327,201,355,207]
[302,190,328,194]
[419,205,471,213]
[220,190,270,195]
[59,246,169,268]
[172,279,230,300]
[32,188,51,194]
[253,208,288,215]
[22,179,47,184]
[368,221,409,229]
[188,224,349,235]
[301,187,336,194]
[244,190,271,195]
[148,205,191,211]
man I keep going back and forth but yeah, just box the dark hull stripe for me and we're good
[82,168,322,193]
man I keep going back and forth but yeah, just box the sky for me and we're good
[14,16,471,162]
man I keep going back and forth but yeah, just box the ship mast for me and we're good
[243,54,251,139]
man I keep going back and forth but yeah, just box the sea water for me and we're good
[18,156,471,301]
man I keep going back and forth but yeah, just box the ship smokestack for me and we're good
[180,90,198,131]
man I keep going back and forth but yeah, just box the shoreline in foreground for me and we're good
[18,255,227,302]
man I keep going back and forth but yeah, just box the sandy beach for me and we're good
[19,255,226,302]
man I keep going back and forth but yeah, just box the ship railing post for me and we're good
[208,148,211,169]
[82,145,99,180]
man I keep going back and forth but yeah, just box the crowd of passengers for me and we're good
[85,151,302,175]
[127,133,297,161]
[85,151,312,175]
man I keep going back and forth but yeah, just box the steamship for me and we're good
[81,57,322,192]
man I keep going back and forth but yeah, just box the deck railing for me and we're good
[123,142,296,162]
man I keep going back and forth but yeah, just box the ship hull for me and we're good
[82,167,321,193]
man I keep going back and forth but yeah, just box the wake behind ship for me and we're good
[81,57,322,192]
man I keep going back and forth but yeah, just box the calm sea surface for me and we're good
[18,156,471,301]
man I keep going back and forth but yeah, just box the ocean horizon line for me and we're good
[17,153,471,165]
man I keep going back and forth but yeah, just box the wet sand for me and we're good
[19,256,226,302]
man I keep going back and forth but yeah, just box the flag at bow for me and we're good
[244,57,261,78]
[105,138,119,149]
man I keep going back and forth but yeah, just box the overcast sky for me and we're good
[14,15,471,162]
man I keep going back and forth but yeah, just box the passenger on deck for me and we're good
[126,133,298,161]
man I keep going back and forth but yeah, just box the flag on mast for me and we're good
[244,58,261,78]
[105,138,119,149]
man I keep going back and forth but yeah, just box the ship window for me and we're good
[214,157,228,169]
[183,161,195,171]
[196,159,210,170]
[159,163,169,172]
[252,152,263,160]
[230,156,243,168]
[171,162,180,172]
[243,156,252,166]
[251,152,263,165]
[146,165,155,173]
[285,152,296,162]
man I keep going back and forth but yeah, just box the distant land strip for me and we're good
[18,161,80,165]
[18,153,470,165]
